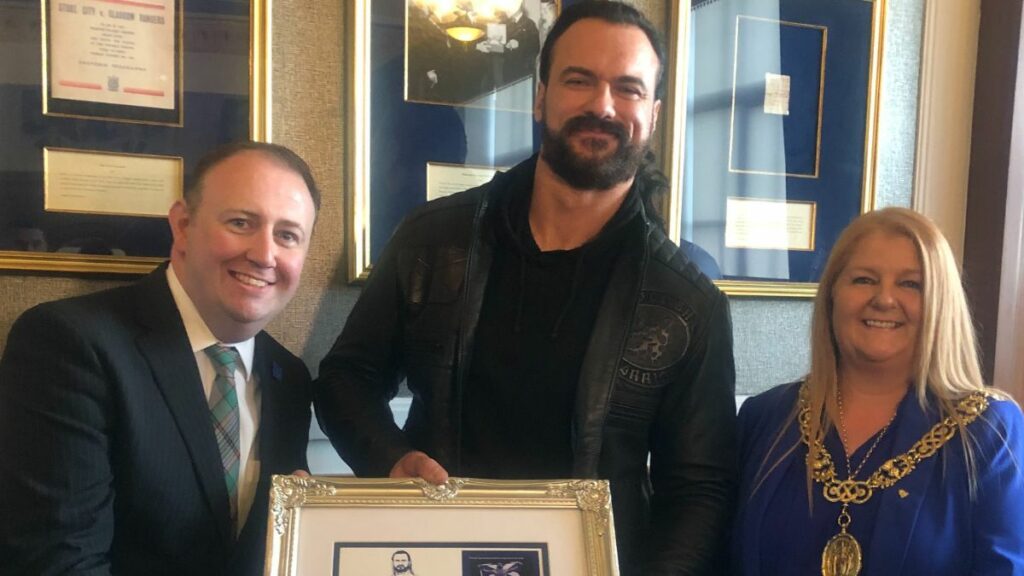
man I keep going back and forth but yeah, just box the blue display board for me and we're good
[682,0,881,295]
[350,0,574,280]
[0,0,256,273]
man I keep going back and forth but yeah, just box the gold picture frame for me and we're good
[727,16,827,179]
[667,0,884,295]
[345,1,565,283]
[41,0,186,126]
[352,0,696,282]
[265,476,619,576]
[0,0,270,275]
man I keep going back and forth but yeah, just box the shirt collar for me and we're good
[166,266,255,378]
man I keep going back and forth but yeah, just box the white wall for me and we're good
[912,0,982,263]
[994,1,1024,399]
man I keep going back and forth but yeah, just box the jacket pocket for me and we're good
[400,246,468,310]
[607,368,667,428]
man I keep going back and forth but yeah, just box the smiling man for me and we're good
[391,549,416,575]
[0,142,319,575]
[315,3,736,575]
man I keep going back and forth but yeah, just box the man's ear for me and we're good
[651,98,662,135]
[533,81,546,124]
[168,200,191,253]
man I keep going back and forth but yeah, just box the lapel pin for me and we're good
[898,489,909,499]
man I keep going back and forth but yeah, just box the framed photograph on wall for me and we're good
[670,0,885,296]
[346,0,563,282]
[265,476,619,576]
[0,0,268,274]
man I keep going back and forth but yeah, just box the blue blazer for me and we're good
[734,382,1024,575]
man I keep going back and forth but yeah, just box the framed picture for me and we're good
[346,0,563,282]
[349,1,781,287]
[0,0,268,274]
[265,476,619,576]
[670,0,884,296]
[42,0,184,125]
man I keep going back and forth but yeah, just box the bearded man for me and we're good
[391,550,416,576]
[315,3,736,575]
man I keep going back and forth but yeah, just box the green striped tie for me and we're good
[204,344,241,526]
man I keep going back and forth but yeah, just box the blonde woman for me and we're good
[733,208,1024,575]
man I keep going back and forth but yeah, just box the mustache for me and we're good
[560,115,628,141]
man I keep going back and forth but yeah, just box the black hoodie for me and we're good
[460,163,643,479]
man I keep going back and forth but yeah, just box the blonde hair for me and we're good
[759,208,1001,498]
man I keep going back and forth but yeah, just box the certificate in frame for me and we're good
[0,0,269,274]
[671,0,884,297]
[41,0,184,126]
[265,476,619,576]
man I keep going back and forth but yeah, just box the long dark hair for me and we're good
[635,149,669,232]
[539,1,666,100]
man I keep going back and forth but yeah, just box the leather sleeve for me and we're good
[0,304,115,576]
[646,291,738,575]
[314,232,413,477]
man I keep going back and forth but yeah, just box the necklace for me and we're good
[820,389,896,576]
[798,385,990,576]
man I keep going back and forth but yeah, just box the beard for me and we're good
[540,113,649,190]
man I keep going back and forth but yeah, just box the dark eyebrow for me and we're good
[559,66,597,80]
[222,209,260,220]
[615,75,648,88]
[559,66,648,91]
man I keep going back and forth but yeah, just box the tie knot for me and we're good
[204,344,240,379]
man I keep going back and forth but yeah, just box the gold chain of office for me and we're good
[798,386,990,505]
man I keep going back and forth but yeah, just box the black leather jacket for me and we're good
[316,157,737,575]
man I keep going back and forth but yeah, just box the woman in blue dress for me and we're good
[734,207,1024,575]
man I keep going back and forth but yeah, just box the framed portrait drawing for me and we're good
[346,0,563,282]
[0,0,268,274]
[670,0,884,296]
[265,476,619,576]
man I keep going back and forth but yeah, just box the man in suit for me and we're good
[0,142,319,575]
[501,4,540,83]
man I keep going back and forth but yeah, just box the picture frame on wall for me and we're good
[672,0,885,297]
[42,0,184,126]
[0,0,268,274]
[348,0,813,292]
[346,0,563,282]
[264,476,619,576]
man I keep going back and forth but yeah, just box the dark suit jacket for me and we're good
[503,14,539,82]
[0,267,313,576]
[734,382,1024,575]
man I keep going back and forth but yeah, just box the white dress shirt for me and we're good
[166,267,261,534]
